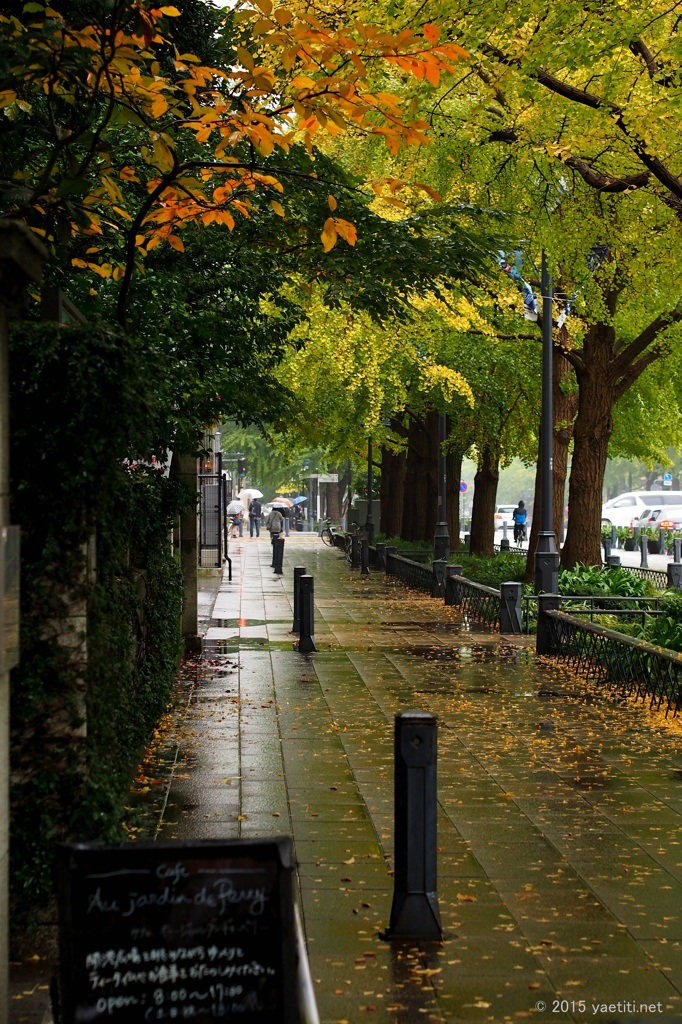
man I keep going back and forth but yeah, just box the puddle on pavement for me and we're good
[211,618,291,627]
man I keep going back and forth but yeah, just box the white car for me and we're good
[601,491,682,528]
[632,505,682,530]
[494,505,518,530]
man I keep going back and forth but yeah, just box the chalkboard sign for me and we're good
[57,838,299,1024]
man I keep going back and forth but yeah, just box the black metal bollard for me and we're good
[444,565,462,606]
[536,593,562,655]
[611,524,617,549]
[298,574,317,653]
[660,526,667,555]
[351,533,359,569]
[500,581,522,633]
[361,538,370,575]
[640,533,649,568]
[675,538,682,564]
[606,555,621,568]
[500,521,510,552]
[376,542,386,569]
[292,565,306,633]
[668,563,682,590]
[273,535,285,574]
[603,539,611,561]
[464,533,471,550]
[386,712,442,941]
[384,545,397,573]
[432,558,446,598]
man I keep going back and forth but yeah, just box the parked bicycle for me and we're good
[319,518,338,546]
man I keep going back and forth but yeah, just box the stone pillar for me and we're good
[172,454,200,652]
[0,221,47,1019]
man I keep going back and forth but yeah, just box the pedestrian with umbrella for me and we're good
[226,498,245,538]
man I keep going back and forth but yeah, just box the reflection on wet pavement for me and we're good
[127,535,682,1023]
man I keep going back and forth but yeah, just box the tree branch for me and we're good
[564,155,650,193]
[611,308,682,382]
[614,346,664,400]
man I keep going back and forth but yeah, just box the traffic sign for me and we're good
[664,473,673,485]
[459,481,468,493]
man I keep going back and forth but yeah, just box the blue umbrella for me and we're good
[292,495,307,504]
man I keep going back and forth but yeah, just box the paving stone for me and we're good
[120,535,682,1023]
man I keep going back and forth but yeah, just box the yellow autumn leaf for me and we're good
[327,194,337,211]
[270,200,285,217]
[158,6,181,14]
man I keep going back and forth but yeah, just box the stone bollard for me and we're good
[432,558,446,598]
[499,582,522,634]
[386,712,442,941]
[273,535,285,574]
[444,565,462,606]
[298,575,317,653]
[376,542,386,569]
[640,533,649,568]
[292,565,306,633]
[351,533,359,569]
[606,555,621,568]
[361,538,370,575]
[675,538,682,564]
[536,594,562,655]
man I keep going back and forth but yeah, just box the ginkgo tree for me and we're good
[0,0,466,323]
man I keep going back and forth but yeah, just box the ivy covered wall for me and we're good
[9,321,190,922]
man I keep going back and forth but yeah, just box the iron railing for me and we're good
[456,577,500,629]
[385,552,434,591]
[609,563,668,588]
[522,594,666,633]
[493,543,526,557]
[544,610,682,716]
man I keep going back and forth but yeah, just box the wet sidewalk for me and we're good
[130,535,682,1023]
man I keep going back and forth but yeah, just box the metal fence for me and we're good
[612,564,668,588]
[493,543,526,557]
[455,577,500,629]
[544,609,682,716]
[199,455,225,568]
[385,552,434,591]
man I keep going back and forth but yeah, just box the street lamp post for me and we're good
[433,412,450,561]
[364,435,375,546]
[534,252,560,594]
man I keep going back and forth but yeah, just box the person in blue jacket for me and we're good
[512,500,527,543]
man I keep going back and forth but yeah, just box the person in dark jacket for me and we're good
[249,498,262,537]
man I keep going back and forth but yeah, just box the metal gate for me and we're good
[199,454,224,568]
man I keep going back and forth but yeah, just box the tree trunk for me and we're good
[401,412,438,542]
[380,445,405,539]
[469,447,499,556]
[525,344,577,581]
[561,327,615,568]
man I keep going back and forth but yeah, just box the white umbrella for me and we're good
[226,500,245,514]
[238,488,263,500]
